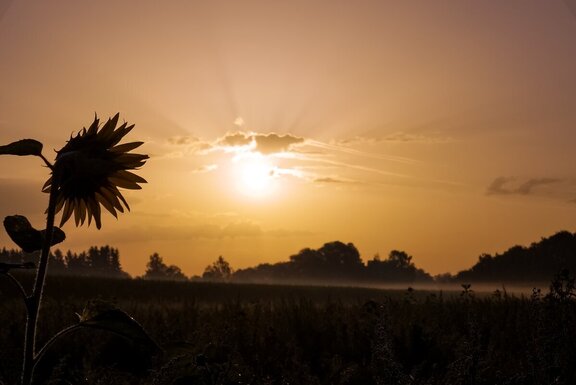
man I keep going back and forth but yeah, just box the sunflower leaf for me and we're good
[78,300,160,352]
[0,139,43,156]
[41,227,66,247]
[3,215,66,252]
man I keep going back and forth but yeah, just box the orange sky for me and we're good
[1,0,576,276]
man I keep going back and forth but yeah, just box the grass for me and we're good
[1,274,575,384]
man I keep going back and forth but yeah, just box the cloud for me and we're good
[161,132,305,158]
[156,136,212,158]
[516,178,561,195]
[102,220,310,243]
[216,132,305,154]
[168,135,200,145]
[253,133,304,154]
[486,177,515,195]
[219,132,253,147]
[380,132,455,144]
[313,177,358,184]
[306,139,418,164]
[338,132,454,145]
[191,164,218,173]
[221,221,262,238]
[486,177,562,196]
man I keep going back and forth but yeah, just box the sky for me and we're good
[1,0,576,277]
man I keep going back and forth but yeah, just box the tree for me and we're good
[365,249,431,283]
[143,253,187,281]
[65,251,90,274]
[388,250,413,269]
[286,241,363,280]
[86,245,125,276]
[203,256,233,281]
[49,249,66,272]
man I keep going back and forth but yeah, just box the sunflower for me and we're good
[42,114,148,229]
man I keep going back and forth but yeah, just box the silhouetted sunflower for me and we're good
[42,114,148,229]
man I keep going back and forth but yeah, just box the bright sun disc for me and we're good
[235,157,277,198]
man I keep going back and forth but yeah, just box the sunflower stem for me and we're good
[21,185,58,385]
[38,153,54,170]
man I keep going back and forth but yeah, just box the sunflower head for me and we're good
[43,113,148,229]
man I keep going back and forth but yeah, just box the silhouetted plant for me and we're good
[546,268,576,302]
[0,114,156,385]
[460,284,474,300]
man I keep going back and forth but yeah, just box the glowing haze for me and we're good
[1,0,576,277]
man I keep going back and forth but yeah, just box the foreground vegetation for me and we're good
[1,274,575,384]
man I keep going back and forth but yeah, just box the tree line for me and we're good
[2,230,576,284]
[231,241,432,284]
[447,230,576,283]
[0,241,432,284]
[0,245,129,278]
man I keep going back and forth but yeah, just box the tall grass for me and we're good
[1,275,575,384]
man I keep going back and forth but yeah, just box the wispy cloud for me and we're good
[191,164,218,174]
[485,177,576,204]
[168,135,200,145]
[103,220,312,243]
[486,177,561,196]
[153,135,212,158]
[380,132,455,144]
[486,177,515,195]
[313,176,360,185]
[339,132,455,145]
[288,154,412,179]
[307,139,418,164]
[516,178,561,195]
[286,143,461,188]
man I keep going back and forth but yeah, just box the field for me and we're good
[1,275,575,385]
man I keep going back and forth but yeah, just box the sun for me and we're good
[233,155,277,198]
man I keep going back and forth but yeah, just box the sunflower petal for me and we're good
[110,141,144,153]
[115,170,147,184]
[80,199,88,225]
[110,123,134,146]
[108,176,142,190]
[87,197,102,229]
[99,114,119,142]
[99,187,125,213]
[87,115,99,135]
[110,185,130,211]
[74,199,87,226]
[114,153,149,168]
[54,195,65,214]
[42,177,53,193]
[95,191,118,218]
[60,200,75,227]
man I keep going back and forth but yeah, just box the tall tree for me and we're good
[143,253,187,281]
[203,256,234,281]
